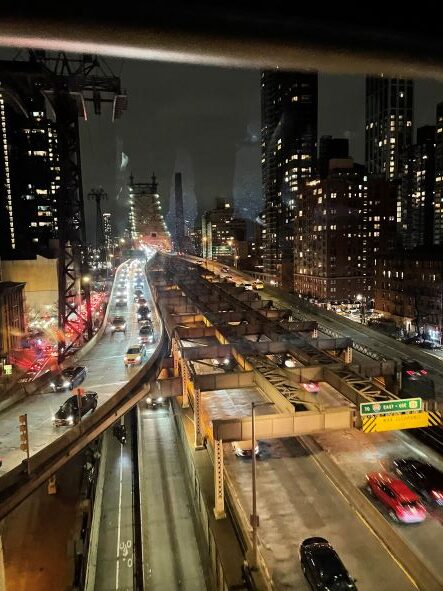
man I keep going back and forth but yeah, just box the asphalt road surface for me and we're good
[139,404,207,591]
[0,257,159,475]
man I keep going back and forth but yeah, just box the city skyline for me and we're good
[76,58,443,238]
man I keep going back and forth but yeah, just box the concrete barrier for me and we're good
[84,432,108,591]
[300,436,443,591]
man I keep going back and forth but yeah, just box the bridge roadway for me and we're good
[196,257,443,394]
[0,256,158,476]
[151,256,430,589]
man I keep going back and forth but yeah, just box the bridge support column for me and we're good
[213,439,226,519]
[0,522,5,591]
[172,338,179,377]
[194,387,204,449]
[181,358,189,408]
[48,474,57,495]
[344,346,352,364]
[312,327,318,339]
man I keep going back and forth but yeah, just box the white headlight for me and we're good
[50,382,55,387]
[157,397,163,403]
[63,381,70,387]
[51,415,55,421]
[67,415,73,423]
[147,397,152,403]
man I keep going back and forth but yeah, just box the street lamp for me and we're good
[250,400,274,570]
[356,293,366,324]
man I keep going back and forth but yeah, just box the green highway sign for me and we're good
[360,398,422,416]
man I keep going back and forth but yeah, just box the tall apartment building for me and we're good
[434,102,443,245]
[103,212,112,248]
[0,83,60,258]
[261,70,318,282]
[201,199,246,260]
[400,126,435,249]
[294,159,372,302]
[365,76,414,180]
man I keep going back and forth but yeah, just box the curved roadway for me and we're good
[0,256,159,476]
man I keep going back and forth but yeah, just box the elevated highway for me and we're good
[0,256,166,520]
[146,254,440,590]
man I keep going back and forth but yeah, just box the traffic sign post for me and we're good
[360,398,422,416]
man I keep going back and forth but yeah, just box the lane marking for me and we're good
[86,381,127,389]
[116,441,123,588]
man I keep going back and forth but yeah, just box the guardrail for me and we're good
[0,259,167,521]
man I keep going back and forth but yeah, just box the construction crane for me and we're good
[19,51,127,359]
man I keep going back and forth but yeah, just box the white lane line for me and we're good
[116,442,123,589]
[86,381,127,389]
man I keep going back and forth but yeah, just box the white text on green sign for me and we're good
[360,398,422,416]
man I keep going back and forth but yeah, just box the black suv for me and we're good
[50,366,87,391]
[393,458,443,505]
[53,391,98,426]
[137,305,151,322]
[299,537,357,590]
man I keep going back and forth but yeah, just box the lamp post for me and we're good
[356,293,366,324]
[250,400,274,570]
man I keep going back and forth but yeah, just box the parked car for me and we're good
[366,472,426,523]
[139,323,154,344]
[111,316,126,333]
[299,537,357,591]
[393,458,443,505]
[53,391,98,427]
[124,344,146,366]
[231,440,259,457]
[419,340,442,350]
[50,366,87,392]
[146,394,165,408]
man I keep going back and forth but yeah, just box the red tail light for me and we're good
[420,370,428,375]
[406,370,415,376]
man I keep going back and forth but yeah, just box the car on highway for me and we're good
[231,440,260,457]
[221,266,230,273]
[53,391,98,427]
[111,316,126,333]
[393,458,443,505]
[124,344,146,366]
[139,322,154,344]
[401,359,435,399]
[301,381,320,393]
[115,297,127,307]
[418,340,442,350]
[243,283,253,290]
[366,472,426,523]
[50,366,87,391]
[146,394,165,408]
[137,305,151,322]
[137,297,147,306]
[299,537,357,591]
[253,280,264,290]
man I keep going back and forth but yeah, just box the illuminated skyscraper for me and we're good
[0,78,60,258]
[365,76,414,180]
[261,70,318,283]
